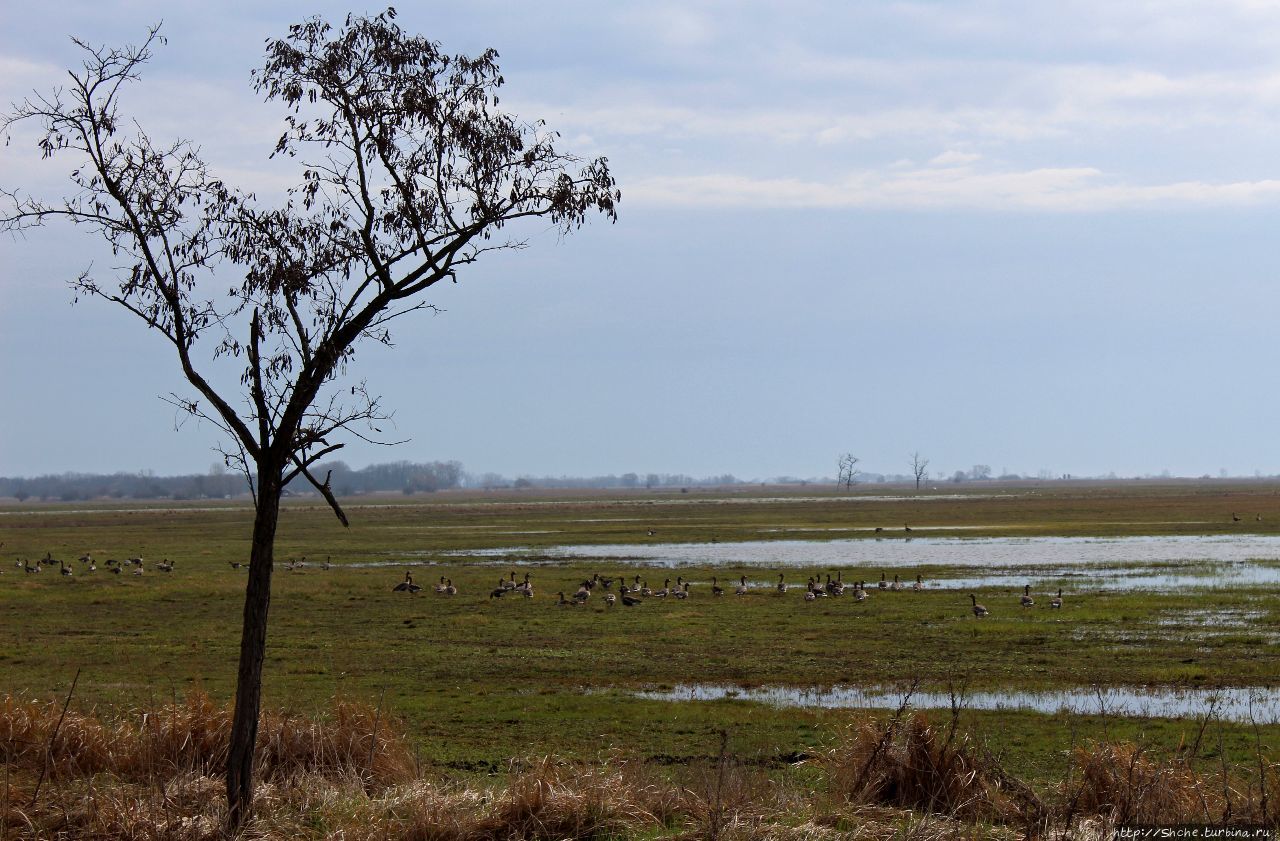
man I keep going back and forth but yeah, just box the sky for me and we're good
[2,1,1280,482]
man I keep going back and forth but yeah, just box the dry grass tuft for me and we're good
[822,712,1016,822]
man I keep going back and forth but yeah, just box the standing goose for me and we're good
[673,582,690,599]
[605,593,617,607]
[434,576,447,594]
[776,573,787,595]
[878,572,888,590]
[1050,588,1063,609]
[60,560,73,577]
[890,574,903,592]
[853,580,867,602]
[912,574,923,591]
[444,578,457,596]
[711,576,725,597]
[970,593,988,617]
[735,575,748,596]
[1020,585,1034,608]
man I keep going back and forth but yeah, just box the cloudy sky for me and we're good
[3,1,1280,481]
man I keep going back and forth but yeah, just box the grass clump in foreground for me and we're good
[2,692,1278,839]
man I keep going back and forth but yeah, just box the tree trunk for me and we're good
[226,468,281,831]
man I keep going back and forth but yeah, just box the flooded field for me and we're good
[631,682,1280,724]
[436,534,1280,590]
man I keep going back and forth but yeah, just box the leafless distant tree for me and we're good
[910,451,930,490]
[837,453,860,490]
[1,10,617,829]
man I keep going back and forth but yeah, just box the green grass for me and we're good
[1,481,1279,788]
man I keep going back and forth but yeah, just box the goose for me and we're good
[514,573,533,594]
[776,573,787,594]
[133,564,144,576]
[673,582,690,599]
[434,576,447,594]
[605,593,617,607]
[904,524,912,533]
[1020,584,1034,608]
[322,556,331,571]
[853,580,867,602]
[110,565,121,575]
[806,577,827,597]
[444,579,457,596]
[804,589,817,602]
[156,559,174,573]
[489,580,508,599]
[874,527,883,533]
[78,553,93,565]
[621,594,642,606]
[1232,513,1242,522]
[1050,588,1063,609]
[502,571,518,590]
[878,572,888,590]
[87,561,96,573]
[735,575,748,596]
[711,576,725,596]
[60,560,72,577]
[393,572,421,593]
[574,585,591,603]
[653,578,671,598]
[228,561,242,569]
[970,593,988,617]
[890,574,903,592]
[912,574,923,592]
[599,576,615,589]
[829,571,846,596]
[556,591,579,607]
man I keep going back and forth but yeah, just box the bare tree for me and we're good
[910,451,929,490]
[1,10,617,829]
[836,453,860,490]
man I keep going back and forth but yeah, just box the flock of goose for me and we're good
[9,552,172,576]
[393,568,1067,616]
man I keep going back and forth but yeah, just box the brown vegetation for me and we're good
[0,693,1276,839]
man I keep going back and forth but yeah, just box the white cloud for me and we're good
[628,166,1280,211]
[929,150,982,166]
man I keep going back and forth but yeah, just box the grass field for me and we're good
[2,480,1279,797]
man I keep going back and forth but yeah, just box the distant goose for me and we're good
[804,589,817,602]
[878,572,888,590]
[673,582,690,599]
[434,576,447,594]
[605,593,617,607]
[776,573,787,595]
[912,574,923,591]
[621,594,642,606]
[853,580,867,602]
[156,559,174,573]
[556,591,579,607]
[904,524,912,533]
[711,576,725,597]
[1233,513,1242,522]
[1050,588,1063,609]
[1020,585,1034,608]
[890,574,903,592]
[60,560,72,577]
[735,576,749,596]
[444,578,457,596]
[970,593,988,617]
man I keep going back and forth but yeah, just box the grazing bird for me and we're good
[489,582,507,599]
[735,575,749,596]
[776,573,787,595]
[556,591,579,607]
[156,559,174,573]
[1232,513,1242,522]
[904,524,912,533]
[228,561,242,569]
[1050,588,1063,609]
[393,572,421,593]
[1020,585,1034,608]
[711,576,725,597]
[621,594,642,606]
[912,574,924,592]
[970,593,988,617]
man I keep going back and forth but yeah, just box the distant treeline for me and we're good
[0,461,772,501]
